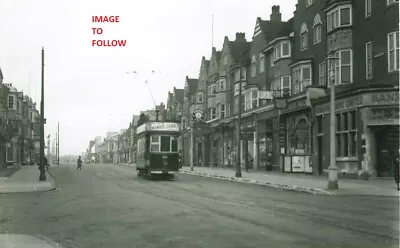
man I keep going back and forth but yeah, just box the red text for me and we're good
[91,28,103,35]
[92,16,120,23]
[92,40,127,47]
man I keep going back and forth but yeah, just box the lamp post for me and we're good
[235,60,243,178]
[39,47,46,181]
[327,54,340,190]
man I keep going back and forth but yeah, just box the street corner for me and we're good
[0,234,64,248]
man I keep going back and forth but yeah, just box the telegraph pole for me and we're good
[57,122,60,165]
[39,47,46,181]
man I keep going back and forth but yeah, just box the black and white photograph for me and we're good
[0,0,399,247]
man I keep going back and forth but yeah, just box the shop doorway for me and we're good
[197,142,202,165]
[317,136,323,175]
[375,125,399,177]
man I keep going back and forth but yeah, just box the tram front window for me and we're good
[150,135,178,152]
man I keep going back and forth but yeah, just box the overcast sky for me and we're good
[0,0,296,155]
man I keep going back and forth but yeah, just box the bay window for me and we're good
[208,107,216,120]
[234,69,240,82]
[259,53,265,73]
[274,41,291,61]
[292,65,311,95]
[234,82,246,96]
[208,84,217,96]
[387,31,399,72]
[272,76,291,96]
[328,49,353,85]
[218,79,226,92]
[245,89,259,111]
[241,67,247,80]
[327,5,352,32]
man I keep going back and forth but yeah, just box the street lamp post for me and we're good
[39,47,46,181]
[327,55,340,190]
[235,61,243,178]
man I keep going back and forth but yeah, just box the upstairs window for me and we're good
[328,49,353,85]
[366,41,373,79]
[220,104,226,118]
[306,0,314,7]
[313,14,322,44]
[272,76,291,97]
[274,41,291,61]
[234,69,240,82]
[259,53,265,73]
[327,5,352,32]
[365,0,371,17]
[218,79,226,92]
[300,23,308,51]
[241,67,247,80]
[292,65,312,95]
[319,61,327,86]
[208,85,217,96]
[388,31,399,72]
[245,89,259,111]
[8,95,14,109]
[251,55,257,77]
[197,92,203,103]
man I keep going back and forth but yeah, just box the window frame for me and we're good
[306,0,314,7]
[292,65,312,95]
[313,25,321,44]
[197,92,204,103]
[319,61,327,86]
[8,95,15,109]
[245,89,259,111]
[365,41,373,79]
[328,49,353,85]
[335,110,358,158]
[365,0,372,17]
[327,5,353,32]
[251,55,256,77]
[220,104,226,119]
[274,40,291,61]
[259,53,265,73]
[387,31,400,72]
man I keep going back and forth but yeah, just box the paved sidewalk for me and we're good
[0,166,56,193]
[180,166,400,197]
[0,234,63,248]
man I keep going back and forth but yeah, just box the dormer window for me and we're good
[251,55,257,77]
[300,23,308,51]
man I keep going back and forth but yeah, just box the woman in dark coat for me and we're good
[393,149,400,191]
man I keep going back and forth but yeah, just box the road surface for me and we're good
[0,163,398,248]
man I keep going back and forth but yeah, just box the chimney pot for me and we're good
[270,5,282,22]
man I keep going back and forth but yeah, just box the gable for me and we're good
[253,21,262,38]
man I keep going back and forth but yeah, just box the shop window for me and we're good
[336,111,357,158]
[287,117,310,155]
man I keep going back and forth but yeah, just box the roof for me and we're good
[229,40,251,63]
[276,17,294,37]
[257,18,287,44]
[174,88,184,102]
[186,77,198,94]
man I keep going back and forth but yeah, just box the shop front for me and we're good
[256,108,277,171]
[314,89,399,177]
[280,96,313,174]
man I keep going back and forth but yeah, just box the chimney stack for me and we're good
[270,5,281,22]
[235,32,246,42]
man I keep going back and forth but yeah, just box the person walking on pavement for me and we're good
[77,156,83,170]
[393,149,400,191]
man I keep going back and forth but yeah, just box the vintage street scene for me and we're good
[0,0,399,247]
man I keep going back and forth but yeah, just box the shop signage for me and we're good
[315,91,400,115]
[150,122,179,131]
[283,98,308,113]
[368,108,399,124]
[259,91,273,100]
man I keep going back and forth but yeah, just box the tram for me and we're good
[135,121,181,179]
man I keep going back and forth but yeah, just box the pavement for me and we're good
[0,163,398,248]
[179,166,400,197]
[0,165,56,193]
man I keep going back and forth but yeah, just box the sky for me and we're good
[0,0,296,156]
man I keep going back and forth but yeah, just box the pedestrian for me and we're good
[392,149,400,191]
[77,156,83,170]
